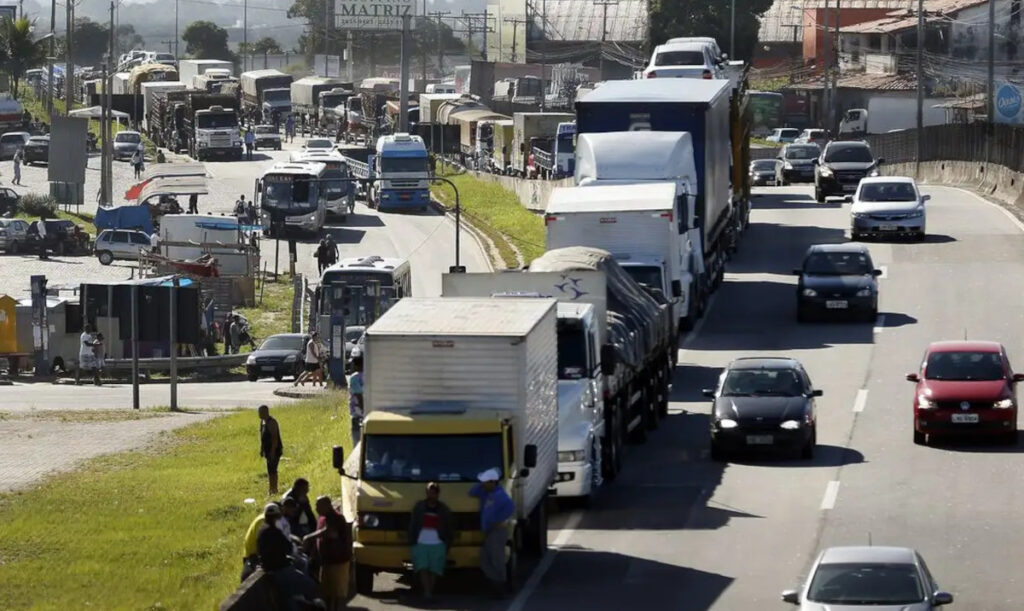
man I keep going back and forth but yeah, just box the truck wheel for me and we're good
[659,360,671,418]
[647,374,662,430]
[354,564,374,595]
[97,251,114,266]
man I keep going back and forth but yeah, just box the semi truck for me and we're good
[182,93,242,161]
[148,89,192,152]
[575,78,740,327]
[316,87,354,134]
[511,112,575,177]
[529,121,576,179]
[239,69,293,123]
[193,70,237,93]
[343,134,431,211]
[290,76,348,130]
[338,296,558,594]
[127,63,179,96]
[140,81,186,132]
[177,59,232,85]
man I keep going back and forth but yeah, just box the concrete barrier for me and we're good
[887,160,1024,224]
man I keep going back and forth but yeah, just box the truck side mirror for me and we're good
[331,445,345,470]
[523,444,538,469]
[671,280,682,298]
[600,344,618,375]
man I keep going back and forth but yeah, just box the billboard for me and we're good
[335,0,416,31]
[994,81,1024,125]
[486,0,528,65]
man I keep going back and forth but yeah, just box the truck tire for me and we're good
[659,359,672,418]
[354,564,374,595]
[645,374,661,431]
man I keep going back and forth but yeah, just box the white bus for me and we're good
[255,162,328,235]
[317,255,412,328]
[289,150,356,218]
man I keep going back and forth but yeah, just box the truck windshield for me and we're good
[556,134,575,153]
[196,113,238,129]
[380,156,427,173]
[348,98,362,113]
[264,90,289,103]
[362,433,503,483]
[557,320,589,380]
[321,94,346,108]
[622,266,664,291]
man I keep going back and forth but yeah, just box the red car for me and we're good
[907,341,1024,445]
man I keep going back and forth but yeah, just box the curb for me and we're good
[272,387,333,399]
[429,196,498,272]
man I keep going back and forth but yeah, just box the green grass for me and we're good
[431,165,545,268]
[15,209,97,235]
[750,137,780,148]
[238,273,296,348]
[0,394,352,611]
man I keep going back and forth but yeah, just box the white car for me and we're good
[94,229,152,265]
[302,138,335,152]
[850,176,929,241]
[766,128,800,143]
[643,40,722,79]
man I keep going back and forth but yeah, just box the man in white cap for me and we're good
[469,467,515,596]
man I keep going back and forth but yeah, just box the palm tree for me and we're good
[0,17,47,98]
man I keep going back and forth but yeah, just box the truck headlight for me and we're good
[233,141,241,147]
[360,513,380,528]
[783,162,793,170]
[802,288,818,297]
[198,142,207,148]
[558,450,586,463]
[284,354,297,362]
[993,398,1015,409]
[381,192,391,199]
[818,167,833,177]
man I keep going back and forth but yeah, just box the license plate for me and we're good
[261,366,276,372]
[746,435,773,445]
[826,300,848,309]
[399,194,411,200]
[952,413,979,423]
[878,224,898,231]
[842,184,858,192]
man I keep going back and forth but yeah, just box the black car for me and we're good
[814,140,884,202]
[775,143,820,185]
[749,159,778,186]
[26,219,91,256]
[0,186,19,215]
[23,135,49,165]
[794,243,881,322]
[704,357,821,460]
[245,333,309,381]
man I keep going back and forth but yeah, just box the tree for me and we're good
[70,18,110,67]
[182,20,235,62]
[648,0,774,62]
[0,17,47,97]
[250,36,283,55]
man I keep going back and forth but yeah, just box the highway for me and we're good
[348,183,1024,610]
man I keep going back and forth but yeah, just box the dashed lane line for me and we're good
[820,481,841,511]
[853,389,868,413]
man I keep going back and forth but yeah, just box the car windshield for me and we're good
[803,252,872,275]
[785,145,819,160]
[256,126,276,134]
[807,562,925,605]
[721,368,804,397]
[306,139,332,149]
[825,144,873,163]
[777,129,799,138]
[259,336,304,351]
[362,433,503,483]
[28,138,47,144]
[115,132,141,144]
[655,51,706,66]
[751,160,776,171]
[925,351,1004,381]
[804,130,825,139]
[859,182,917,202]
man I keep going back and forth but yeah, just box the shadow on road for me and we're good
[729,222,849,275]
[325,227,367,244]
[877,312,918,329]
[753,193,843,210]
[722,444,866,468]
[333,214,385,228]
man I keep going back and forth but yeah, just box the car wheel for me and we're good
[8,240,18,254]
[850,231,861,241]
[247,373,259,382]
[916,231,926,242]
[1003,430,1018,445]
[815,187,825,203]
[913,430,926,445]
[273,374,284,382]
[97,250,114,265]
[709,439,726,461]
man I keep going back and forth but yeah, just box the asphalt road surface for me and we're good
[346,183,1024,610]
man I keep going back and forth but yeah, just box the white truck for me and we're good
[291,76,347,130]
[140,81,186,132]
[177,59,232,85]
[511,112,575,177]
[342,296,557,593]
[574,131,701,329]
[239,69,294,123]
[193,69,236,93]
[839,97,948,135]
[111,72,131,95]
[545,182,685,336]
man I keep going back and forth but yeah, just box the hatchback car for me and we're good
[246,333,309,381]
[782,546,953,609]
[907,341,1024,445]
[0,217,30,253]
[766,127,800,143]
[795,244,881,322]
[704,357,821,460]
[851,177,929,241]
[0,185,20,215]
[94,229,152,265]
[776,143,821,185]
[113,130,143,160]
[0,131,30,159]
[815,140,884,202]
[22,135,49,164]
[795,128,829,148]
[749,159,778,186]
[643,40,722,79]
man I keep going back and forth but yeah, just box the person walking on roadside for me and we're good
[234,195,248,222]
[324,234,339,268]
[259,405,284,495]
[409,482,454,602]
[12,147,22,185]
[294,331,324,387]
[346,356,364,443]
[92,332,106,384]
[36,218,47,259]
[315,237,328,276]
[244,128,255,160]
[229,314,243,354]
[285,114,295,143]
[188,193,199,214]
[470,468,515,598]
[150,230,160,255]
[303,496,352,611]
[77,324,100,386]
[131,147,144,179]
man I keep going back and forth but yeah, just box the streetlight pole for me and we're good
[64,0,73,115]
[730,0,735,59]
[915,0,923,177]
[46,0,55,115]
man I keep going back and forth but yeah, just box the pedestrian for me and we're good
[324,234,339,268]
[283,478,317,538]
[469,468,515,598]
[272,109,281,131]
[234,195,247,222]
[92,332,106,384]
[149,230,160,255]
[300,113,307,138]
[286,114,295,143]
[409,482,454,602]
[315,237,327,276]
[36,219,47,259]
[246,199,258,226]
[294,331,324,387]
[242,502,281,582]
[258,404,284,495]
[346,356,364,443]
[244,128,255,160]
[303,496,352,611]
[131,146,144,179]
[229,314,243,354]
[78,324,100,386]
[156,149,166,163]
[188,193,198,214]
[12,147,22,185]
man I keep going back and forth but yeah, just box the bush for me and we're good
[19,193,58,218]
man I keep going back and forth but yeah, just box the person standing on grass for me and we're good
[294,331,324,387]
[229,315,243,354]
[284,478,317,538]
[409,482,454,602]
[303,496,352,611]
[346,356,364,443]
[470,468,515,598]
[259,405,284,495]
[12,147,22,185]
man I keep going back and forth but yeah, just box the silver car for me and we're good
[0,218,30,253]
[113,130,143,161]
[0,131,30,160]
[782,546,953,610]
[850,176,929,241]
[94,229,151,265]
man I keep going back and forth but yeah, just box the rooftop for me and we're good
[757,0,914,43]
[927,340,1004,353]
[578,77,731,104]
[819,546,918,565]
[788,72,917,91]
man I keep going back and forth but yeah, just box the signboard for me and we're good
[335,0,416,31]
[994,81,1024,125]
[49,117,89,184]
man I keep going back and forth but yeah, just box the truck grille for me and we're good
[390,180,422,189]
[360,511,481,535]
[210,135,232,148]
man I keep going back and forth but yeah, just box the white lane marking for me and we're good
[853,389,868,413]
[820,481,840,510]
[873,314,886,334]
[507,509,584,611]
[877,265,887,279]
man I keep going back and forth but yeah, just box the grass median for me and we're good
[430,166,545,268]
[0,394,351,611]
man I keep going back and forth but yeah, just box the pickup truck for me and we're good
[252,125,281,151]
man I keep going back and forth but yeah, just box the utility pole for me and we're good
[822,0,830,130]
[346,30,353,81]
[988,0,996,124]
[102,0,115,207]
[539,0,547,111]
[242,0,248,72]
[46,0,55,115]
[174,0,179,58]
[64,0,73,115]
[502,16,527,63]
[430,11,450,76]
[399,14,410,132]
[915,0,924,177]
[594,0,619,78]
[831,0,841,132]
[161,39,174,54]
[482,9,488,60]
[421,0,427,81]
[323,0,330,77]
[730,0,735,59]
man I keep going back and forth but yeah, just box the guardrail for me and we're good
[104,353,249,372]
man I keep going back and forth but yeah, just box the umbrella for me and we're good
[68,106,130,120]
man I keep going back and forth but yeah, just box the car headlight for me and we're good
[868,168,881,177]
[818,167,833,177]
[784,161,793,170]
[780,420,802,430]
[906,208,924,218]
[284,354,297,362]
[718,418,738,429]
[993,398,1015,409]
[360,513,380,528]
[558,450,586,463]
[246,355,256,365]
[802,288,818,297]
[918,395,936,409]
[855,288,872,297]
[198,142,207,148]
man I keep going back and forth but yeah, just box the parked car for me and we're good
[344,325,365,362]
[302,137,335,152]
[851,176,929,241]
[794,243,881,322]
[775,143,820,185]
[705,357,821,460]
[113,130,143,161]
[766,127,800,144]
[815,140,883,202]
[907,340,1024,446]
[0,131,30,159]
[22,135,49,165]
[0,186,20,216]
[749,159,778,186]
[782,546,954,609]
[0,218,30,253]
[643,40,723,79]
[253,125,281,150]
[794,128,829,148]
[94,228,151,265]
[347,329,366,373]
[27,220,91,256]
[245,333,309,382]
